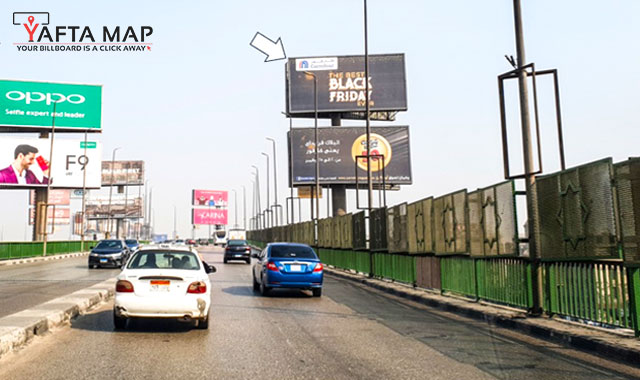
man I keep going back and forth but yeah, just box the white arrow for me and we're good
[250,32,286,62]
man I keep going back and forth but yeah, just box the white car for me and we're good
[113,245,216,330]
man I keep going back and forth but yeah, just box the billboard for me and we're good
[192,208,228,225]
[101,161,144,186]
[0,79,102,131]
[0,137,102,189]
[29,189,71,205]
[286,54,407,115]
[29,207,70,225]
[192,190,228,207]
[85,197,143,219]
[289,126,412,186]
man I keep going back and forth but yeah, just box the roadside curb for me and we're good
[0,278,115,360]
[325,267,640,365]
[0,251,89,267]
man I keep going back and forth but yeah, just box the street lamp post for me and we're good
[251,165,261,229]
[261,152,271,228]
[232,189,238,228]
[303,71,320,225]
[243,185,247,230]
[266,137,279,226]
[107,147,121,238]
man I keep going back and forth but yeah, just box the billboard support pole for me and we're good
[41,101,58,255]
[124,162,129,239]
[81,129,88,251]
[107,147,121,239]
[330,114,346,217]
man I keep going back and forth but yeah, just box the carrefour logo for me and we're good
[6,91,86,105]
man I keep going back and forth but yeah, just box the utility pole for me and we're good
[266,137,279,226]
[512,0,542,314]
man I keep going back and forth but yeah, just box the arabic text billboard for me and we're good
[192,190,228,207]
[289,126,412,186]
[0,137,102,189]
[286,54,407,115]
[29,189,70,205]
[0,79,102,131]
[192,208,228,225]
[101,161,144,186]
[29,207,70,225]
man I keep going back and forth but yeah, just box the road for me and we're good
[0,246,638,380]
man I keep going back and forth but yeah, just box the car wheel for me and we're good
[252,274,260,291]
[88,264,93,269]
[223,258,228,264]
[259,277,270,296]
[113,311,127,330]
[246,259,251,264]
[197,313,209,330]
[312,288,322,297]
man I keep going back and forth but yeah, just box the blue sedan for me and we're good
[252,243,323,297]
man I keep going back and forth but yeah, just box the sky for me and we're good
[0,0,639,241]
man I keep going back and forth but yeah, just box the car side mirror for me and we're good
[89,246,94,249]
[205,263,217,274]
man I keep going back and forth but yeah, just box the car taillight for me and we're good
[187,281,207,294]
[313,263,323,272]
[266,261,279,272]
[116,280,134,293]
[245,248,251,253]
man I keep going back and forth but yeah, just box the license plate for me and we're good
[290,264,302,272]
[100,258,107,263]
[235,254,242,257]
[150,280,170,292]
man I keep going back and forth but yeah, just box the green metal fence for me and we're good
[544,261,632,329]
[0,240,98,260]
[319,249,371,274]
[440,256,477,298]
[477,258,532,309]
[372,253,416,284]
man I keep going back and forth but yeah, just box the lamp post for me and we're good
[232,189,238,228]
[261,152,271,228]
[251,165,261,229]
[303,71,320,224]
[266,137,279,226]
[107,147,121,238]
[242,185,247,230]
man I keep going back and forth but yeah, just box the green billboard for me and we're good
[0,79,102,131]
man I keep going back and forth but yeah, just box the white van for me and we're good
[228,229,246,241]
[214,230,227,247]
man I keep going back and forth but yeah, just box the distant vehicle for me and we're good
[125,239,140,252]
[88,239,130,269]
[228,229,246,241]
[113,245,217,330]
[197,238,209,246]
[252,243,323,297]
[186,239,197,246]
[214,230,227,247]
[174,239,186,245]
[151,234,168,243]
[224,240,251,264]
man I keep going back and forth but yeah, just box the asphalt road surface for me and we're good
[1,246,639,380]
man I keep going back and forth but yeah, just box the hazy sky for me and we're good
[1,0,639,240]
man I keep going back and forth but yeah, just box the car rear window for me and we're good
[227,240,247,246]
[125,240,138,245]
[96,240,122,249]
[127,251,200,270]
[269,245,317,259]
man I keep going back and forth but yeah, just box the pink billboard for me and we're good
[192,208,228,225]
[192,189,228,207]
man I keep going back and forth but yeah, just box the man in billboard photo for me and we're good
[0,144,49,185]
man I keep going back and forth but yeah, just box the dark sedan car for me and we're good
[223,240,252,264]
[88,239,130,269]
[125,239,140,252]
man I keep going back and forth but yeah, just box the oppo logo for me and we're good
[6,90,85,105]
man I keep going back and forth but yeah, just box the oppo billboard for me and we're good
[0,137,102,189]
[0,79,102,131]
[288,126,412,186]
[286,54,407,115]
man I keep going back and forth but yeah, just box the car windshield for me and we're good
[227,240,247,246]
[125,240,138,246]
[269,245,317,259]
[127,251,200,270]
[95,240,122,249]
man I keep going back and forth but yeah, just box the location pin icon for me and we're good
[28,16,34,25]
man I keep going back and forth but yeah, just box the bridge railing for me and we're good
[248,156,640,337]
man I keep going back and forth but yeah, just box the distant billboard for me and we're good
[0,137,102,189]
[192,190,228,207]
[192,208,228,225]
[289,126,412,186]
[101,161,144,186]
[29,189,70,205]
[0,79,102,131]
[85,196,143,219]
[286,54,407,116]
[29,207,70,225]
